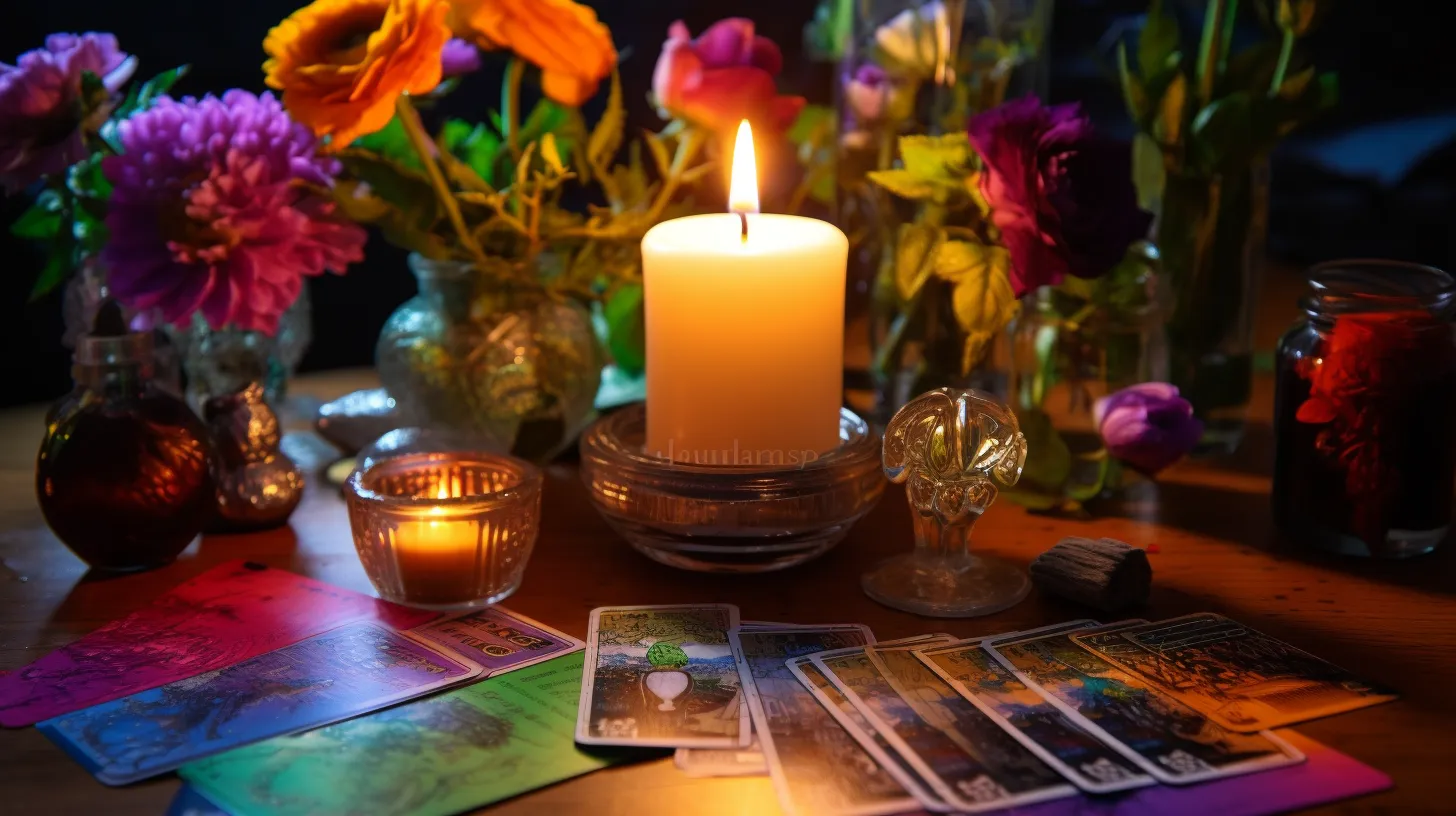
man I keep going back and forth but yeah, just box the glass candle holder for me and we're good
[345,444,542,609]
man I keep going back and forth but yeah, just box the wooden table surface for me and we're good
[5,332,1456,812]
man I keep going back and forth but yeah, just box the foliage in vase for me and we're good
[1117,0,1336,433]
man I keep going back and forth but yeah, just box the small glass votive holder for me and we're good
[344,435,543,610]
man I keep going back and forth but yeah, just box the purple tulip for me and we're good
[967,96,1153,296]
[845,63,889,123]
[1095,383,1204,476]
[439,38,481,79]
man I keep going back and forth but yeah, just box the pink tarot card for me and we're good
[1011,730,1390,816]
[0,560,436,727]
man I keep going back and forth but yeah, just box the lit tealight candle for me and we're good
[642,121,848,465]
[391,484,490,604]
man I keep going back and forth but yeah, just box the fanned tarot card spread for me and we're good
[1073,613,1399,732]
[915,637,1151,794]
[812,647,1074,814]
[731,626,923,816]
[673,738,768,778]
[183,653,630,816]
[40,621,479,785]
[985,625,1305,786]
[410,606,583,676]
[787,655,948,812]
[0,560,435,727]
[576,604,746,748]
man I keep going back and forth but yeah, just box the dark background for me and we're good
[4,0,1454,407]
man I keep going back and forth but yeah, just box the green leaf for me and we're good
[30,246,73,302]
[933,240,1019,373]
[899,133,972,181]
[1190,91,1253,174]
[893,224,941,302]
[10,191,63,240]
[1154,72,1188,145]
[788,104,835,147]
[136,65,186,109]
[519,99,585,161]
[540,133,565,174]
[585,69,625,172]
[1132,132,1166,212]
[441,119,501,183]
[867,169,937,200]
[353,117,425,172]
[1139,0,1181,76]
[643,130,672,180]
[334,152,446,257]
[1117,44,1151,126]
[804,0,854,61]
[1014,408,1072,493]
[603,283,645,374]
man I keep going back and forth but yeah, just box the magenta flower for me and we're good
[102,90,367,335]
[1095,383,1204,476]
[0,33,136,192]
[651,18,805,133]
[440,38,481,79]
[967,96,1152,296]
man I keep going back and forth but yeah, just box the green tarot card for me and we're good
[181,653,629,816]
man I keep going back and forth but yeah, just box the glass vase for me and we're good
[376,255,602,463]
[171,286,312,413]
[1153,163,1269,454]
[61,256,182,394]
[838,0,1052,403]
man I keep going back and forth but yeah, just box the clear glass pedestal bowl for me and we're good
[579,404,885,573]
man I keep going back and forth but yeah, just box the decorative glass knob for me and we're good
[862,388,1030,617]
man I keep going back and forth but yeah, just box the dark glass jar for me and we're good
[1272,261,1456,558]
[36,304,218,571]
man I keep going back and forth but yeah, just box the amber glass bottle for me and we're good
[36,303,217,571]
[1272,261,1456,558]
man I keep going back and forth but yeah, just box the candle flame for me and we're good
[727,120,759,215]
[436,483,451,501]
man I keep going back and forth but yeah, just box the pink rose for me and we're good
[651,18,804,133]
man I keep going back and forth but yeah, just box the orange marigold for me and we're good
[450,0,615,107]
[264,0,451,146]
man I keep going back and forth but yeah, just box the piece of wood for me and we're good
[1030,536,1152,611]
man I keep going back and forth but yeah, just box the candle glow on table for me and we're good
[643,121,848,464]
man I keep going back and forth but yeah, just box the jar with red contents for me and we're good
[1272,261,1456,558]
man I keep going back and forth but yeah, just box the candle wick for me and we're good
[737,210,749,243]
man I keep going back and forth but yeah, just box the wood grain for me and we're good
[3,345,1454,813]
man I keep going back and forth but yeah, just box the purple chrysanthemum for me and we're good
[0,33,136,192]
[102,90,367,335]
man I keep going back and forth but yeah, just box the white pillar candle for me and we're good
[642,122,848,464]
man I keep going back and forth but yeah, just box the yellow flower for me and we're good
[450,0,615,106]
[264,0,451,146]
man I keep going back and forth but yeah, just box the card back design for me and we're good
[986,626,1304,785]
[0,561,435,727]
[1084,613,1398,731]
[40,621,479,785]
[915,640,1150,793]
[182,653,625,816]
[576,604,743,747]
[412,606,583,676]
[732,626,919,816]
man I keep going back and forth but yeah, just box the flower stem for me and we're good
[502,58,525,155]
[642,127,708,225]
[395,95,490,269]
[1269,28,1295,96]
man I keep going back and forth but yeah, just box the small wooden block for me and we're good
[1029,536,1152,612]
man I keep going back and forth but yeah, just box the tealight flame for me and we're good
[436,483,451,501]
[727,120,759,216]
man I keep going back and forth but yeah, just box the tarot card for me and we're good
[813,647,1073,813]
[985,624,1304,785]
[39,620,479,785]
[1078,613,1398,731]
[915,636,1151,793]
[673,739,768,778]
[165,785,229,816]
[865,644,1075,800]
[576,604,744,748]
[411,605,583,676]
[183,653,632,816]
[788,655,949,812]
[732,625,923,816]
[0,560,435,727]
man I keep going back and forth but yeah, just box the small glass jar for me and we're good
[1272,260,1456,558]
[345,432,543,609]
